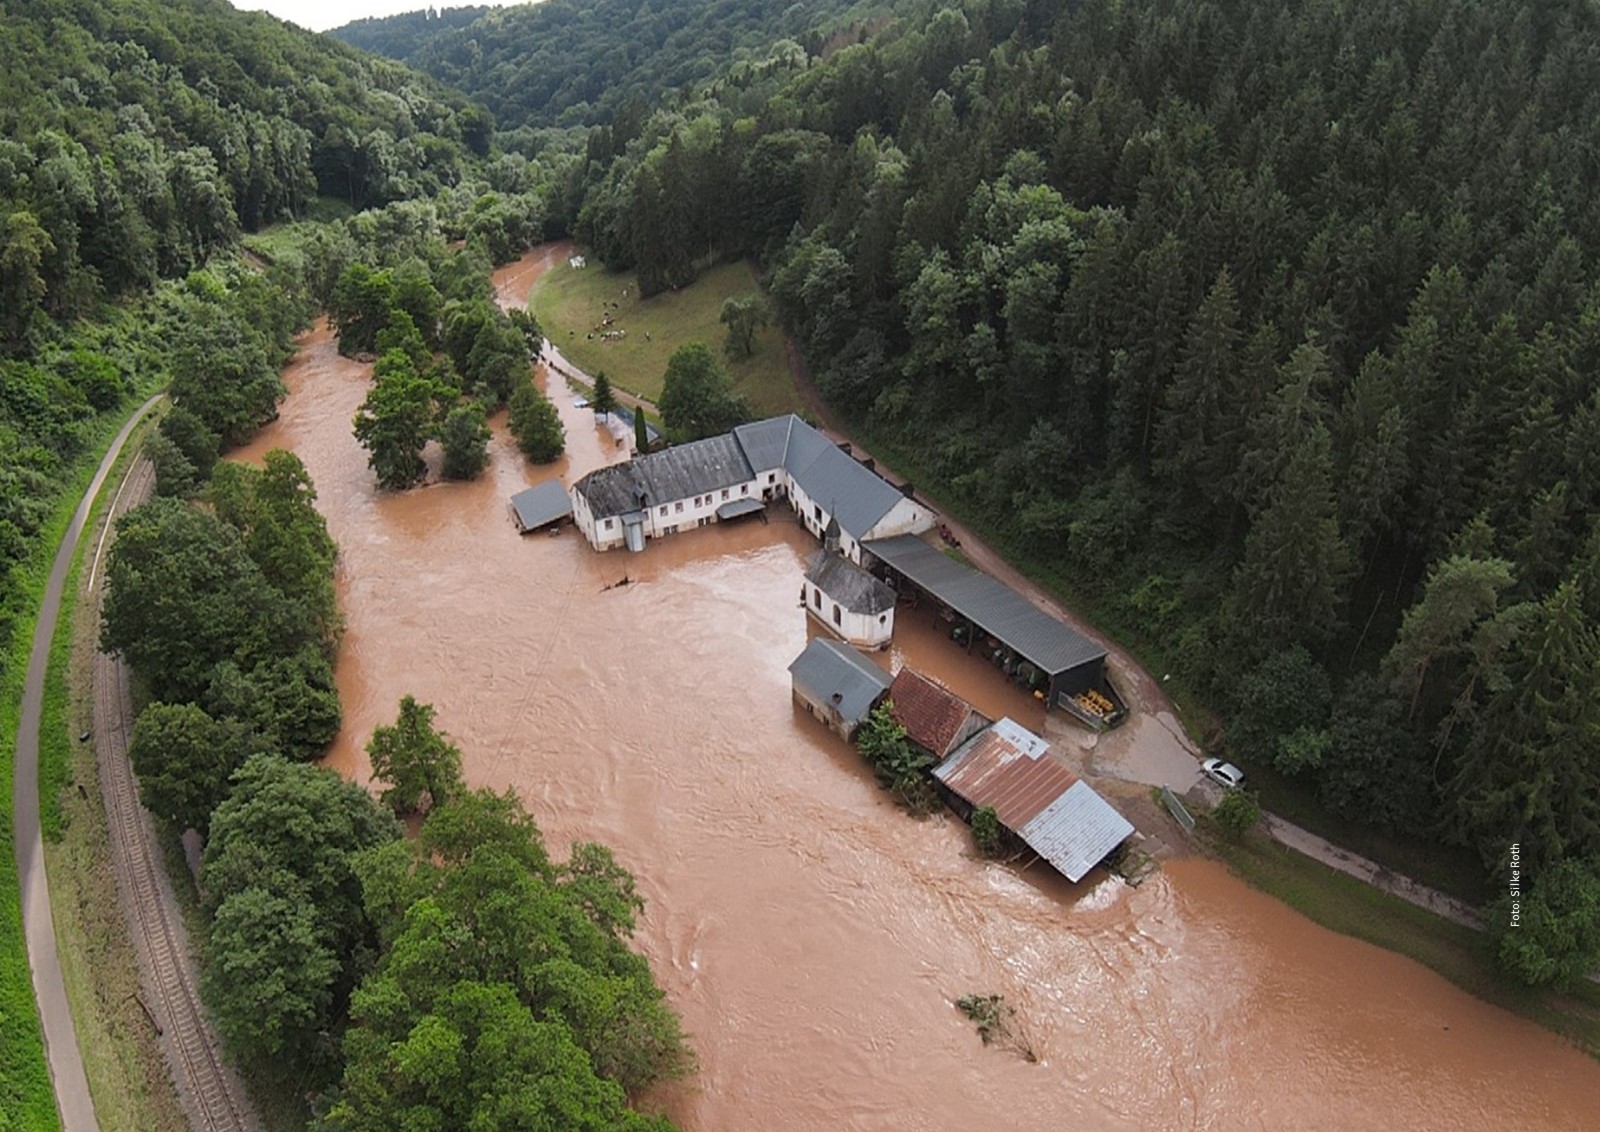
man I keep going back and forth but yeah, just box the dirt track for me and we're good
[90,457,260,1132]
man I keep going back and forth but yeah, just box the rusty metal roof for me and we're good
[934,718,1133,882]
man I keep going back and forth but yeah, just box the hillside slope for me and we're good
[332,0,890,128]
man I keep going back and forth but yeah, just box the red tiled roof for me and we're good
[889,668,980,758]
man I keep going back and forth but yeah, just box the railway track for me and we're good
[90,457,260,1132]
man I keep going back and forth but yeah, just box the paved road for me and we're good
[90,460,260,1132]
[14,394,160,1132]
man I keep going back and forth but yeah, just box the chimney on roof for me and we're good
[831,692,843,704]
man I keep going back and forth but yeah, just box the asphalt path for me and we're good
[14,393,161,1132]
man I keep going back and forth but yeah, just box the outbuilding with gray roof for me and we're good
[788,637,892,740]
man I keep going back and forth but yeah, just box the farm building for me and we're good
[863,534,1125,725]
[569,431,762,551]
[887,668,990,759]
[570,414,934,554]
[509,480,573,533]
[788,637,892,740]
[803,534,896,649]
[734,416,933,560]
[933,718,1134,882]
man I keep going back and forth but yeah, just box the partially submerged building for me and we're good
[788,637,892,740]
[570,414,934,554]
[863,534,1125,725]
[887,668,989,760]
[509,480,574,534]
[933,718,1134,882]
[803,536,896,649]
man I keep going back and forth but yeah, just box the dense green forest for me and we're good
[0,0,680,1125]
[332,0,894,131]
[111,433,683,1124]
[541,0,1600,981]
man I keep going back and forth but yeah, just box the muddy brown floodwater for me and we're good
[232,244,1600,1131]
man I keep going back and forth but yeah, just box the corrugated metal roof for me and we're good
[889,668,987,758]
[509,481,573,531]
[574,432,754,519]
[1020,783,1136,883]
[934,718,1132,882]
[787,637,891,725]
[864,535,1106,675]
[805,551,895,614]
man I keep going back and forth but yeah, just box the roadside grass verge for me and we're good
[0,405,156,1131]
[45,416,191,1132]
[1211,826,1600,1057]
[530,257,804,417]
[1232,759,1485,904]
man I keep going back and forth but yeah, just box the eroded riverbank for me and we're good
[231,245,1600,1131]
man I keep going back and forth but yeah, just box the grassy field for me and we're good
[44,414,190,1132]
[0,404,158,1131]
[529,257,806,418]
[1212,825,1600,1057]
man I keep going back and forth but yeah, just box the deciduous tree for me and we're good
[366,695,464,815]
[509,378,565,462]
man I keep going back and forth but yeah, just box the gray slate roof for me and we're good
[576,413,913,537]
[575,432,753,519]
[864,535,1107,675]
[732,416,795,472]
[509,480,573,531]
[788,441,906,540]
[805,551,895,614]
[733,414,905,540]
[788,637,891,725]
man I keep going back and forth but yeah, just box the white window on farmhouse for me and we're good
[741,484,748,495]
[603,519,613,530]
[675,501,684,513]
[812,588,821,609]
[832,603,842,626]
[721,488,730,500]
[659,506,667,516]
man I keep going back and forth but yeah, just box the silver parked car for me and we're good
[1201,757,1245,789]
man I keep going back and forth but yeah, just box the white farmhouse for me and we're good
[570,414,935,554]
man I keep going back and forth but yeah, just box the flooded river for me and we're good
[232,244,1600,1130]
